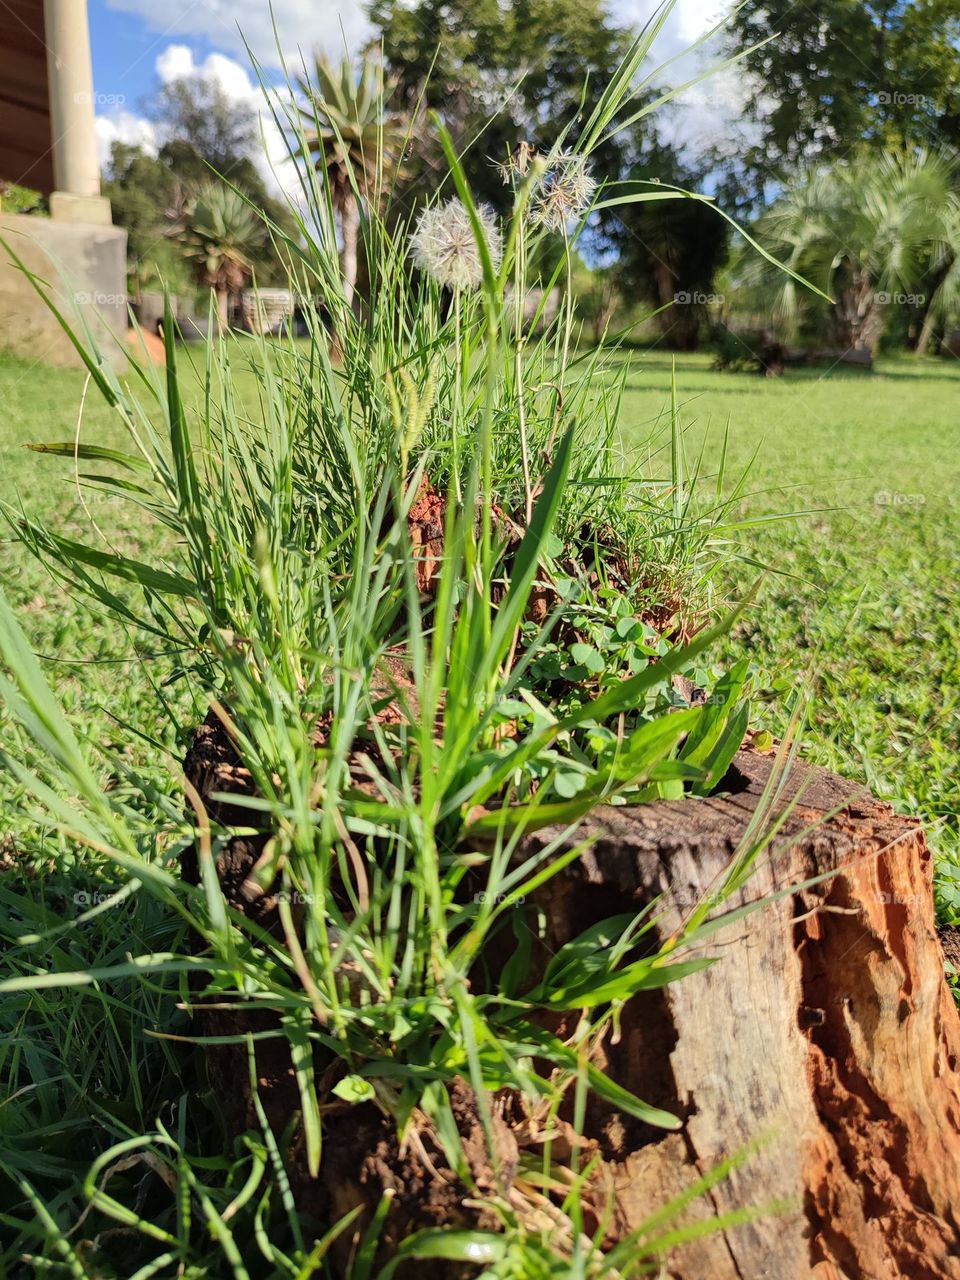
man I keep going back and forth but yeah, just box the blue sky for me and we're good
[89,1,248,106]
[89,3,170,103]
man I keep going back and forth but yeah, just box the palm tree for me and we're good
[915,195,960,354]
[298,55,402,306]
[753,149,960,358]
[180,184,267,329]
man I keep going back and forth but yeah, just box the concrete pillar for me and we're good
[43,0,111,225]
[0,0,129,371]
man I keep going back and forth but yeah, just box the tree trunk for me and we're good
[915,254,953,355]
[216,285,230,331]
[520,748,960,1279]
[830,277,884,361]
[915,311,938,356]
[651,262,702,352]
[592,286,617,345]
[340,192,359,309]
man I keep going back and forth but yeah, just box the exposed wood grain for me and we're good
[523,750,960,1278]
[184,717,960,1277]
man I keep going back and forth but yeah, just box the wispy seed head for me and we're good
[410,199,502,291]
[493,140,538,185]
[531,151,598,232]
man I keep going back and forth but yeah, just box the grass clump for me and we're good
[0,15,796,1276]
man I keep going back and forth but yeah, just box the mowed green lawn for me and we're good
[1,346,958,913]
[618,350,960,914]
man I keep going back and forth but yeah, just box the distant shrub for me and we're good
[0,181,45,215]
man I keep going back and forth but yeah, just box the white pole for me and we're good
[44,0,108,220]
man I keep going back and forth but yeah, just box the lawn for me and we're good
[0,335,958,1275]
[618,349,960,914]
[1,345,958,912]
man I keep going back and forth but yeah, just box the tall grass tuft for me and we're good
[0,6,812,1273]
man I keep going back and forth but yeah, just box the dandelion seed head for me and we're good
[492,141,538,185]
[410,198,502,290]
[531,151,598,232]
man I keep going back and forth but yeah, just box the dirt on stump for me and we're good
[182,707,960,1278]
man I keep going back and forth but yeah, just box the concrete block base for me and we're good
[0,213,128,371]
[49,192,114,227]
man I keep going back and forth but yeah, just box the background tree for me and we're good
[145,73,297,283]
[151,75,260,176]
[102,142,192,298]
[179,183,267,327]
[726,0,960,192]
[298,55,402,305]
[369,0,640,221]
[750,149,959,357]
[106,75,300,304]
[606,146,731,351]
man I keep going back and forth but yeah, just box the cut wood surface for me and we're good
[523,748,960,1279]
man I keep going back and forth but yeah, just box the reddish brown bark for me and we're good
[520,749,960,1278]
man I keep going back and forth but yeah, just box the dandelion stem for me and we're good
[552,228,576,432]
[517,342,533,525]
[452,290,463,504]
[515,218,534,524]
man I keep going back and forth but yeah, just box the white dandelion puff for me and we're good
[531,151,598,232]
[410,198,502,290]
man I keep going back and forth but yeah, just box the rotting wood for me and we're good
[183,720,960,1279]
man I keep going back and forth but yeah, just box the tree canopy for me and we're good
[368,0,640,214]
[749,148,960,353]
[727,0,960,185]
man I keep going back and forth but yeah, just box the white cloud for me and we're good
[613,0,730,67]
[659,66,761,167]
[154,43,195,84]
[96,110,158,169]
[106,0,372,68]
[156,45,257,99]
[98,44,301,198]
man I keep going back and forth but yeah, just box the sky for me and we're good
[88,0,746,189]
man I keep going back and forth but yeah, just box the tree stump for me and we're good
[184,719,960,1277]
[520,748,960,1279]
